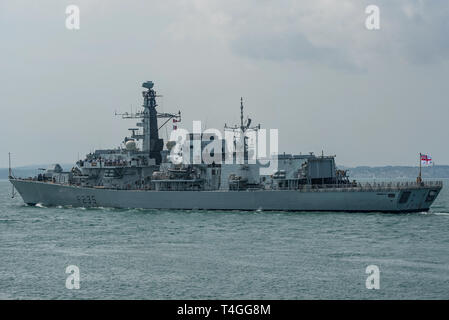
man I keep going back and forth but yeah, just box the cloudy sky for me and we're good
[1,0,448,167]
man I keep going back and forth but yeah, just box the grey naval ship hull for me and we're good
[10,179,442,213]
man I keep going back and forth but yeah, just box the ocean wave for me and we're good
[421,211,449,216]
[432,212,449,216]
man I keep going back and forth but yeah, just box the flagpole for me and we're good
[418,152,422,184]
[8,152,12,179]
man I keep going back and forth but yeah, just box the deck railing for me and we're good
[292,181,443,192]
[12,177,443,192]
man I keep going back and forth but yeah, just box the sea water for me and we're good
[0,179,448,299]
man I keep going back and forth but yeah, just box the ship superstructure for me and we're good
[9,81,443,212]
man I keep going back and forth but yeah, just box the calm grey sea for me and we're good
[0,179,448,299]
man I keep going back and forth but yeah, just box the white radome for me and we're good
[125,140,137,151]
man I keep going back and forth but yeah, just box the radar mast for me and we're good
[115,81,181,164]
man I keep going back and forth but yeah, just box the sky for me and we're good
[1,0,448,167]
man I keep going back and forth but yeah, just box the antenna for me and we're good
[224,98,261,163]
[225,97,260,133]
[8,152,12,179]
[240,97,244,129]
[8,152,15,198]
[417,152,422,184]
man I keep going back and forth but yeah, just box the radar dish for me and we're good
[142,81,154,89]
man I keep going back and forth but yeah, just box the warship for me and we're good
[9,81,442,212]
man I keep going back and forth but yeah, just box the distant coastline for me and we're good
[1,164,449,179]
